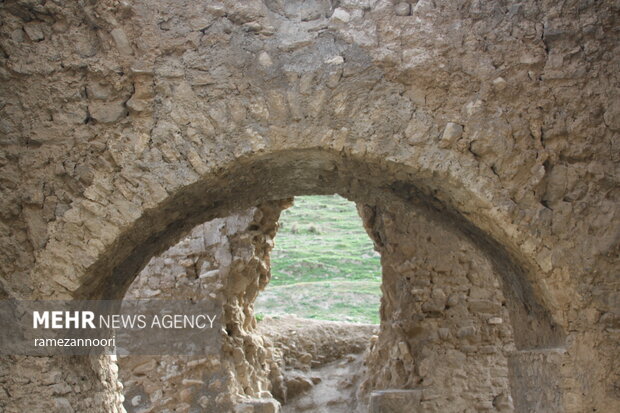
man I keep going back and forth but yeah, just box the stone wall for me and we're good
[0,355,123,413]
[120,201,289,412]
[357,199,515,412]
[118,194,519,413]
[0,0,618,411]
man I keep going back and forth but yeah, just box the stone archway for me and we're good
[29,148,567,412]
[112,188,521,412]
[1,0,617,412]
[33,148,560,334]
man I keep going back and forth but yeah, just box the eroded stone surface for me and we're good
[357,198,516,412]
[369,390,422,413]
[0,0,618,412]
[120,202,289,412]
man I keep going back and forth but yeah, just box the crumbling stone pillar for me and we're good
[119,201,290,412]
[357,200,517,412]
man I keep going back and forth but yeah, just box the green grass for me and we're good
[255,195,382,324]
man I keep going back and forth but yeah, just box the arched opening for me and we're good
[254,195,381,412]
[117,194,384,412]
[74,149,565,412]
[255,194,382,324]
[79,149,563,348]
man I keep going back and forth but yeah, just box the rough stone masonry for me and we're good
[0,0,618,412]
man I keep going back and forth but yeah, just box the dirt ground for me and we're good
[258,315,379,412]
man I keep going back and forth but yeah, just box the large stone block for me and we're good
[508,348,572,413]
[235,398,281,413]
[369,389,422,413]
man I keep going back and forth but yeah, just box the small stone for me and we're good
[176,402,191,413]
[179,387,194,403]
[258,51,273,67]
[133,359,157,375]
[51,382,72,396]
[397,341,412,361]
[480,345,497,354]
[182,379,205,386]
[326,69,342,88]
[493,393,514,411]
[461,345,477,353]
[131,395,142,406]
[75,32,98,57]
[447,293,461,307]
[331,8,351,23]
[439,122,463,148]
[422,290,447,313]
[395,2,412,16]
[493,77,507,90]
[87,83,111,100]
[243,22,262,32]
[110,28,133,56]
[438,328,450,340]
[233,347,245,365]
[52,20,69,33]
[24,23,45,41]
[199,269,220,280]
[179,258,194,267]
[89,101,127,123]
[299,352,312,364]
[468,299,500,314]
[488,317,503,325]
[126,96,148,113]
[457,326,476,338]
[199,396,210,408]
[11,28,25,43]
[286,375,314,398]
[325,56,344,65]
[54,398,74,413]
[260,25,276,36]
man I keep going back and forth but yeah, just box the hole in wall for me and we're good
[116,195,383,412]
[255,194,382,324]
[255,194,381,411]
[110,189,522,412]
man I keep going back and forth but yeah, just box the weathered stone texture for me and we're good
[120,202,289,412]
[357,199,515,412]
[0,0,618,411]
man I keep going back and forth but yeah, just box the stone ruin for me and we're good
[118,198,516,412]
[0,0,618,412]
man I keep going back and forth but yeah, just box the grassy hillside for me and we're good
[255,195,382,324]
